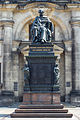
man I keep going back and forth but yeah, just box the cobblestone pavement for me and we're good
[0,103,80,120]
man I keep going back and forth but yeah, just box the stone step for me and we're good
[19,104,64,109]
[15,109,68,113]
[11,113,73,118]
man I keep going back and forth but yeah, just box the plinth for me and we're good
[11,43,73,118]
[23,43,60,104]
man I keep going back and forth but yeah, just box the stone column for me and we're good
[0,24,4,88]
[0,26,3,85]
[12,52,24,98]
[2,19,14,91]
[0,27,2,87]
[0,27,2,40]
[12,41,24,97]
[71,11,80,104]
[64,41,72,102]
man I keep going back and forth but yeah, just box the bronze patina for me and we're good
[31,10,54,43]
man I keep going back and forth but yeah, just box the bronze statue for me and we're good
[31,10,54,43]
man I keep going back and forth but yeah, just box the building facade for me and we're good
[0,0,80,104]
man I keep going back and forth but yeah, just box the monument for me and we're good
[23,10,60,104]
[11,10,73,118]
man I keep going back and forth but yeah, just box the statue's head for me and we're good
[55,64,58,67]
[38,10,44,17]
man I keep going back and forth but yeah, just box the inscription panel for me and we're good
[30,63,52,91]
[30,47,53,52]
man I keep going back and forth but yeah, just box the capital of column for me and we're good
[64,41,72,52]
[70,11,80,27]
[0,20,14,27]
[70,20,80,27]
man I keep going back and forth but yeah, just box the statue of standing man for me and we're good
[31,10,54,43]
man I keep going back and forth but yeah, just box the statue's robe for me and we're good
[31,16,54,42]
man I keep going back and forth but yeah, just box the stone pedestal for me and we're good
[23,43,60,104]
[23,92,60,104]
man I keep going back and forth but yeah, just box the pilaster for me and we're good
[64,41,72,102]
[0,27,2,40]
[71,11,80,104]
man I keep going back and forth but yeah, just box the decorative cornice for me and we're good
[0,4,17,12]
[0,39,3,42]
[0,0,71,5]
[68,4,80,8]
[70,20,80,24]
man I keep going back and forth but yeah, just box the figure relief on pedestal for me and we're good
[54,63,60,85]
[23,64,30,91]
[31,10,54,43]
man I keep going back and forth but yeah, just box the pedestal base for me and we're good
[10,104,73,118]
[71,90,80,106]
[23,92,60,105]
